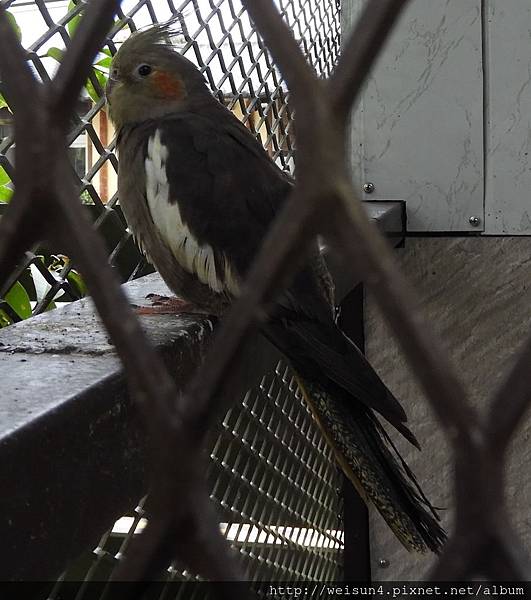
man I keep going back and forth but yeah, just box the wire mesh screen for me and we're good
[5,0,531,586]
[0,0,340,326]
[0,0,343,583]
[47,359,343,590]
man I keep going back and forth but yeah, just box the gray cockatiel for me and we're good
[106,23,446,553]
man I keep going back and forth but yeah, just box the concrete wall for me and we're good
[364,237,531,579]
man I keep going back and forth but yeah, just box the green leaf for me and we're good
[95,56,112,69]
[46,46,65,62]
[94,68,108,87]
[93,65,109,76]
[67,270,87,297]
[0,166,10,186]
[66,4,124,43]
[0,310,12,328]
[5,281,32,320]
[0,187,13,203]
[66,0,83,38]
[85,68,108,102]
[0,165,13,202]
[0,93,8,110]
[5,11,21,41]
[44,301,57,312]
[84,80,99,103]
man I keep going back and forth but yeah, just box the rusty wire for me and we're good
[1,0,531,590]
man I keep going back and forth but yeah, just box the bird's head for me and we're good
[106,22,209,129]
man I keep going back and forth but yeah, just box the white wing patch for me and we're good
[145,129,239,296]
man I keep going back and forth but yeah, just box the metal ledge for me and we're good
[365,200,406,240]
[0,200,404,581]
[324,200,406,300]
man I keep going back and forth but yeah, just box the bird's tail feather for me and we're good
[296,377,447,553]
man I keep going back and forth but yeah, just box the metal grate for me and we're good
[208,360,342,580]
[47,360,343,590]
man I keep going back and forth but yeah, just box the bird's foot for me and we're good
[133,294,206,315]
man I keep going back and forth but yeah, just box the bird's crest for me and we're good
[119,17,183,55]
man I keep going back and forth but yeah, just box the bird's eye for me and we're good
[137,64,152,77]
[111,67,119,79]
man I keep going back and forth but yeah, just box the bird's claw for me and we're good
[145,293,172,305]
[132,294,205,315]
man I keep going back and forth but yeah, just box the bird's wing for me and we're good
[263,311,418,438]
[158,111,289,276]
[155,112,414,435]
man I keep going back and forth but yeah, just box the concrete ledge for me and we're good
[0,275,219,580]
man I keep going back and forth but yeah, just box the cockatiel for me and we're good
[106,22,446,553]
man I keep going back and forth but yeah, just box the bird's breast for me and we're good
[144,128,239,296]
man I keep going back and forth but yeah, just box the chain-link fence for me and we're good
[0,0,345,588]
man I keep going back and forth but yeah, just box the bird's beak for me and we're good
[105,76,119,102]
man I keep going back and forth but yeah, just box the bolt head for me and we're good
[469,216,481,227]
[363,182,375,194]
[379,558,390,569]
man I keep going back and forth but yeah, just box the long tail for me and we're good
[297,377,447,553]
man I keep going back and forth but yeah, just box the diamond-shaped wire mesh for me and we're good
[5,0,531,586]
[0,0,343,585]
[0,0,340,326]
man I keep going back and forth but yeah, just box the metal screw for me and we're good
[469,216,481,227]
[379,558,390,569]
[363,182,375,194]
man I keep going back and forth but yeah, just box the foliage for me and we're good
[45,0,124,102]
[0,11,21,109]
[5,11,21,40]
[0,255,87,328]
[0,281,32,327]
[0,5,109,327]
[0,165,13,203]
[46,45,112,103]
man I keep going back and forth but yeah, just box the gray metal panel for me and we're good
[484,1,531,234]
[343,0,365,189]
[348,0,484,232]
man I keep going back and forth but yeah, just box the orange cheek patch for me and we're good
[152,71,184,99]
